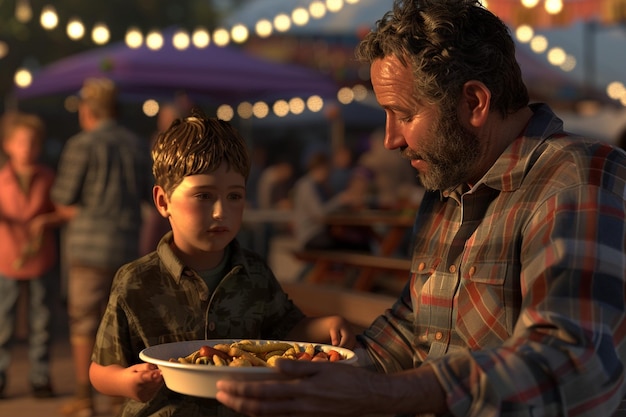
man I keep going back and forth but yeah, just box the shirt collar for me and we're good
[156,231,247,285]
[477,103,566,192]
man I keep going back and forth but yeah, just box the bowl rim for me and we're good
[139,339,357,373]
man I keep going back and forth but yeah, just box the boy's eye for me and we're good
[228,192,244,201]
[195,193,213,200]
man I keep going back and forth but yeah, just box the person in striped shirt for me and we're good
[215,0,626,416]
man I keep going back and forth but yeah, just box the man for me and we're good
[52,78,152,417]
[215,0,626,416]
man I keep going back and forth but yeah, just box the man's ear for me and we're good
[153,186,170,218]
[461,80,491,128]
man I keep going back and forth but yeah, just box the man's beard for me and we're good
[402,111,482,191]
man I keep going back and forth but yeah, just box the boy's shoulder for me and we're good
[116,251,164,282]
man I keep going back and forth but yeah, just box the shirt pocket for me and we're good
[456,262,514,348]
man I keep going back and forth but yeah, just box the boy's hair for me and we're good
[152,109,251,196]
[1,111,46,145]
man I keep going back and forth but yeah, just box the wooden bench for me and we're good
[281,282,396,330]
[293,249,412,292]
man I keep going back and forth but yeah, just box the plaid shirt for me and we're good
[51,120,152,269]
[92,233,306,417]
[358,104,626,417]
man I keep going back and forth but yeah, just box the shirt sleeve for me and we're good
[51,136,90,206]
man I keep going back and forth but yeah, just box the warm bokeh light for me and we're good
[66,18,85,40]
[607,81,626,100]
[216,105,234,121]
[352,84,368,101]
[213,28,230,47]
[273,14,292,32]
[521,0,540,8]
[309,1,327,19]
[237,101,253,119]
[337,86,354,104]
[40,5,58,30]
[15,0,32,23]
[14,68,32,88]
[273,100,290,117]
[252,101,270,118]
[530,35,549,53]
[92,23,110,45]
[231,24,249,44]
[172,30,191,50]
[544,0,564,14]
[306,95,324,112]
[142,99,160,117]
[292,8,310,26]
[547,47,566,66]
[326,0,344,13]
[125,27,143,49]
[515,25,534,43]
[255,19,273,38]
[192,28,210,48]
[560,55,576,72]
[146,31,164,50]
[289,97,306,114]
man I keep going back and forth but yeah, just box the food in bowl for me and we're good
[171,339,348,367]
[139,339,357,398]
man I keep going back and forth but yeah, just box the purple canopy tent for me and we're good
[11,33,338,104]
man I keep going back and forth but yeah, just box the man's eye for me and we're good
[228,193,244,201]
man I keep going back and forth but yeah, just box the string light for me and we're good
[7,0,625,109]
[66,18,85,40]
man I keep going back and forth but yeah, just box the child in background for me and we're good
[0,112,68,399]
[88,111,356,417]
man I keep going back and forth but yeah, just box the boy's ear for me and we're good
[153,186,170,218]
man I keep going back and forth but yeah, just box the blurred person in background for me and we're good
[256,155,294,212]
[292,152,372,252]
[328,143,355,195]
[358,127,421,208]
[51,77,152,417]
[0,112,70,400]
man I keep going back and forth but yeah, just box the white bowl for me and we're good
[139,339,357,398]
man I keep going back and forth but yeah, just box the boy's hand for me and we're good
[327,316,357,349]
[123,363,164,402]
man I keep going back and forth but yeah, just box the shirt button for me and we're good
[417,262,426,271]
[208,322,216,331]
[449,264,457,273]
[435,331,443,340]
[469,266,476,276]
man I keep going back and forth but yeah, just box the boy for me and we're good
[0,112,68,399]
[89,112,355,416]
